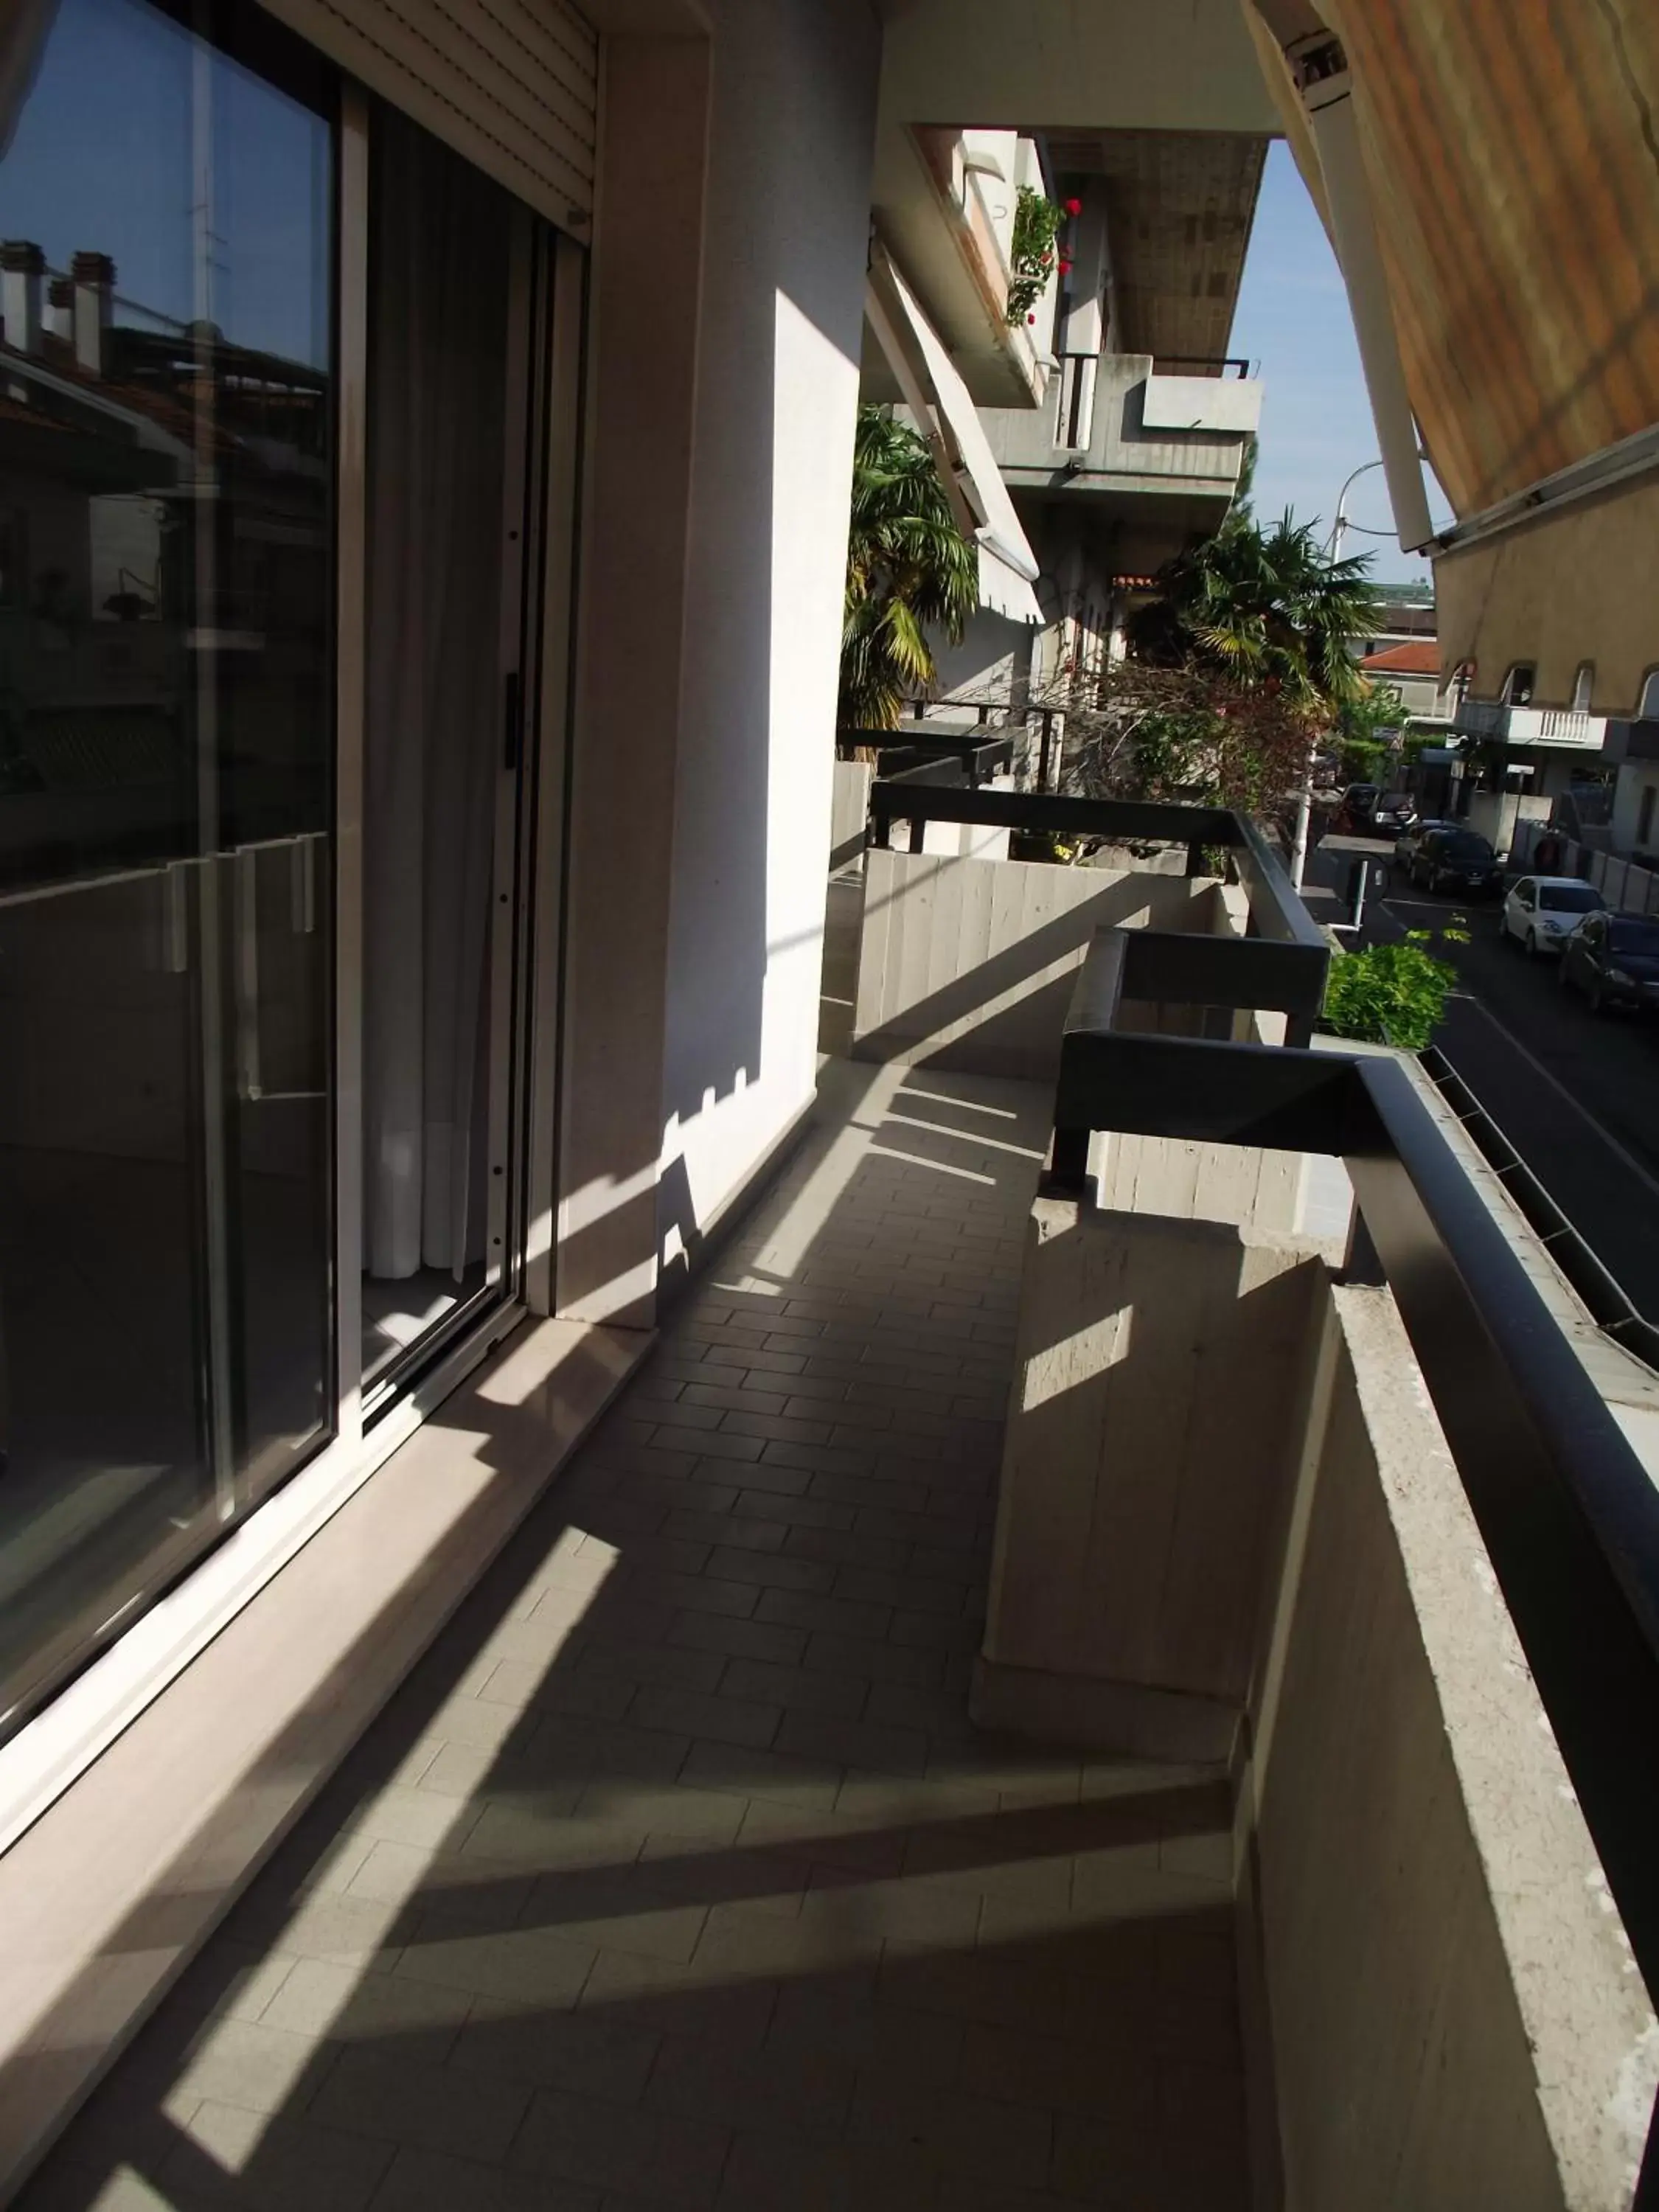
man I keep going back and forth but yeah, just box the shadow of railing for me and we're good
[19,1060,1254,2210]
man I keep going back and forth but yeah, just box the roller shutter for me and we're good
[263,0,598,226]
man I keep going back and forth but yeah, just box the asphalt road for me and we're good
[1309,831,1659,1321]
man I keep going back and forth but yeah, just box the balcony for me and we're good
[9,784,1656,2211]
[978,353,1262,562]
[865,128,1058,411]
[1453,698,1610,751]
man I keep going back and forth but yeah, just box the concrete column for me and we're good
[557,37,712,1327]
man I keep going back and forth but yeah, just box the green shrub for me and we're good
[1318,925,1466,1050]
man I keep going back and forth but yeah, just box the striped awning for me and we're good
[1244,0,1659,712]
[1311,0,1659,519]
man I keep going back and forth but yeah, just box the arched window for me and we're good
[1571,662,1594,712]
[1503,663,1536,705]
[1639,669,1659,721]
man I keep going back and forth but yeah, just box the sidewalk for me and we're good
[21,1060,1247,2212]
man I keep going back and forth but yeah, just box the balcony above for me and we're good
[863,127,1057,411]
[975,352,1261,565]
[1453,698,1610,751]
[1141,370,1262,437]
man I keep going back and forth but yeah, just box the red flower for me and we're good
[1059,257,1073,272]
[1065,196,1082,215]
[1026,313,1036,324]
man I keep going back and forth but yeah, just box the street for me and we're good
[1310,835,1659,1323]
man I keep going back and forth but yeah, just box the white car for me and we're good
[1501,874,1605,955]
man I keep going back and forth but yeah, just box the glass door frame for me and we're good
[0,72,586,1840]
[333,86,585,1444]
[347,120,574,1424]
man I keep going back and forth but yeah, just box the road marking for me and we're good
[1373,890,1659,1205]
[1444,994,1659,1207]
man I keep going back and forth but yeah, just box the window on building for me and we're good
[1571,662,1594,712]
[1640,669,1659,722]
[1640,784,1658,850]
[1503,663,1536,705]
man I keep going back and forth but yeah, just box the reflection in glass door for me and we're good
[0,0,335,1731]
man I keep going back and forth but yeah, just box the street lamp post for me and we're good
[1288,459,1388,891]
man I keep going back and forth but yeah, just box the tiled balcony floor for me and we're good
[21,1060,1248,2212]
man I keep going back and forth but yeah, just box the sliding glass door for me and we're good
[0,2,570,1745]
[0,0,335,1730]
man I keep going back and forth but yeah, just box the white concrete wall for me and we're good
[656,0,882,1259]
[975,1201,1329,1761]
[931,606,1031,709]
[958,128,1021,266]
[1142,372,1262,435]
[852,848,1216,1077]
[1464,788,1550,855]
[976,1181,1658,2203]
[830,759,871,869]
[1244,1287,1658,2211]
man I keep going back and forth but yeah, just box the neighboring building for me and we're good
[871,131,1267,717]
[1353,595,1437,658]
[1357,638,1454,728]
[1449,658,1618,821]
[1602,672,1659,865]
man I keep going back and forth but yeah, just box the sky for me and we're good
[1,0,331,368]
[1230,142,1453,588]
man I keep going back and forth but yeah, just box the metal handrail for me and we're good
[841,734,1012,787]
[1046,928,1659,2078]
[1421,1046,1659,1372]
[837,727,998,751]
[866,785,1328,1023]
[1150,354,1253,378]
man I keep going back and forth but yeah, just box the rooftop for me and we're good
[1360,640,1440,676]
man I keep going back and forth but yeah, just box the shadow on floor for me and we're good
[20,1060,1250,2212]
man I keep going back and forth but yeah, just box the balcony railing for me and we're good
[1043,918,1659,2183]
[1454,699,1609,749]
[835,730,1012,789]
[982,352,1262,487]
[864,782,1326,1006]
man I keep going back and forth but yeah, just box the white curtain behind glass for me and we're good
[363,109,509,1281]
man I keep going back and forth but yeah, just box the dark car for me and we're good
[1394,817,1450,867]
[1408,826,1501,895]
[1557,911,1659,1012]
[1371,791,1416,835]
[1334,782,1380,834]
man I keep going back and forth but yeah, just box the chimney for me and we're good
[46,274,73,344]
[1,240,45,356]
[71,250,115,377]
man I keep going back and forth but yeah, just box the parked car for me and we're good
[1394,817,1450,867]
[1557,911,1659,1012]
[1370,791,1416,835]
[1500,874,1605,955]
[1333,782,1380,834]
[1408,826,1502,895]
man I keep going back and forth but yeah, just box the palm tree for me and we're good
[840,407,978,729]
[1129,509,1380,710]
